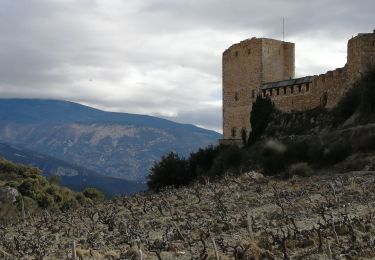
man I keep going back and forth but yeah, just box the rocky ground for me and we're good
[1,170,375,259]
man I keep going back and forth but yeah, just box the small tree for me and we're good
[248,95,274,145]
[147,152,190,191]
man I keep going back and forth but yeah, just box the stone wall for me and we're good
[267,68,348,111]
[222,38,295,140]
[222,31,375,143]
[267,32,375,112]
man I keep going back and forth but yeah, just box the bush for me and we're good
[259,140,287,176]
[83,187,105,201]
[36,194,54,209]
[18,179,40,199]
[208,145,246,177]
[60,198,79,211]
[147,152,190,191]
[188,145,222,180]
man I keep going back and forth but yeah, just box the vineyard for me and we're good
[1,170,375,259]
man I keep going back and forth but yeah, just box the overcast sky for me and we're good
[0,0,374,132]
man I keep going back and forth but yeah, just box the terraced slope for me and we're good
[1,171,375,259]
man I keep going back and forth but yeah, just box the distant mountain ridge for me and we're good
[0,99,221,182]
[0,99,212,132]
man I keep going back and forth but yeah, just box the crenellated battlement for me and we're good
[222,31,375,143]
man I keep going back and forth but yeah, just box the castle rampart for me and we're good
[222,31,375,143]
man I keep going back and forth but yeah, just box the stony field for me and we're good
[1,171,375,259]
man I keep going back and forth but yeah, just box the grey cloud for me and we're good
[0,0,373,132]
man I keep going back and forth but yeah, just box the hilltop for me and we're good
[0,158,104,220]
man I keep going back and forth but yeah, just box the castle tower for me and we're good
[347,31,375,83]
[222,38,295,143]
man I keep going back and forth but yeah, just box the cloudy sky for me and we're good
[0,0,374,132]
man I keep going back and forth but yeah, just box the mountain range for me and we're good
[0,99,221,194]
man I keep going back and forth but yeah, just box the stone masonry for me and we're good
[222,31,375,144]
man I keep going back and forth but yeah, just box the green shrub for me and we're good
[60,198,79,211]
[36,194,54,209]
[208,145,246,177]
[18,179,39,199]
[147,152,190,191]
[0,158,87,217]
[75,193,88,204]
[188,145,222,179]
[259,140,287,176]
[83,187,105,201]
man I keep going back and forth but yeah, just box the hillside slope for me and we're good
[1,172,375,259]
[0,143,146,196]
[0,99,221,181]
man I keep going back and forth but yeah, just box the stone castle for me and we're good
[222,30,375,144]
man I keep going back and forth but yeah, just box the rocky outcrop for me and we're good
[0,187,19,204]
